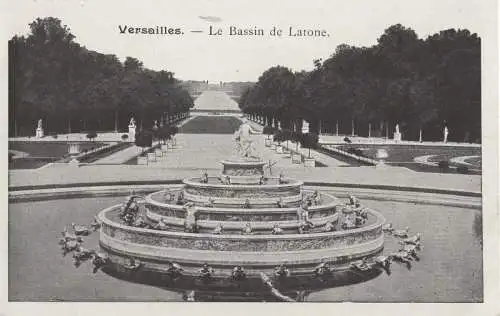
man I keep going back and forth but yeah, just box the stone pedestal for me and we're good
[128,124,136,141]
[35,127,44,138]
[68,142,81,155]
[147,153,156,162]
[304,158,316,167]
[393,132,402,142]
[291,152,302,164]
[220,159,266,185]
[375,149,389,169]
[301,120,310,134]
[67,142,81,164]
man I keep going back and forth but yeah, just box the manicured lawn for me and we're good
[9,141,104,158]
[179,116,242,134]
[9,158,58,170]
[464,156,482,168]
[337,144,480,163]
[9,141,105,169]
[332,144,481,174]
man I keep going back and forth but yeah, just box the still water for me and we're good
[8,196,482,302]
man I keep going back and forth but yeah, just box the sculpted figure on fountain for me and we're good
[234,118,260,159]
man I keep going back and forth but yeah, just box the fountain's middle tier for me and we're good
[145,189,343,233]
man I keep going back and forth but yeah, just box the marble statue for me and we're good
[128,117,137,141]
[443,126,449,143]
[393,124,401,141]
[234,118,259,159]
[35,119,44,138]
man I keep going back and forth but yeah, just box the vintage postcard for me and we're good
[2,0,498,315]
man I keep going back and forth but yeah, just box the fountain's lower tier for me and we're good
[97,204,385,290]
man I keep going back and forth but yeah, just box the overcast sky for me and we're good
[5,0,492,82]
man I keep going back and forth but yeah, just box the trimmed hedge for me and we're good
[78,142,133,163]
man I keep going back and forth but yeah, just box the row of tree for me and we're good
[239,24,481,143]
[9,17,194,137]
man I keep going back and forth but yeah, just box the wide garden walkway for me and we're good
[8,118,481,193]
[92,116,198,164]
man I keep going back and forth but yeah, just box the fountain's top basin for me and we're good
[182,177,302,189]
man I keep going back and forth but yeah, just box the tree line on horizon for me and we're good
[238,24,481,143]
[8,17,194,137]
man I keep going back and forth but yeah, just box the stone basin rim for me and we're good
[182,177,303,189]
[98,204,385,240]
[146,190,342,212]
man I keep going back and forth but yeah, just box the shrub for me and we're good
[273,130,284,143]
[300,133,319,158]
[135,130,153,152]
[343,137,352,144]
[158,126,172,144]
[457,165,469,174]
[52,134,58,139]
[263,126,275,139]
[438,160,449,171]
[169,125,179,136]
[121,134,129,141]
[346,147,364,157]
[86,131,97,142]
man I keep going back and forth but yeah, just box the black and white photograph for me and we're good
[3,0,499,313]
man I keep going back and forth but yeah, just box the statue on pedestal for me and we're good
[393,124,401,141]
[128,117,137,141]
[443,126,449,143]
[35,119,44,138]
[234,118,260,159]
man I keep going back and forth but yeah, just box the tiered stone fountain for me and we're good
[96,157,388,299]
